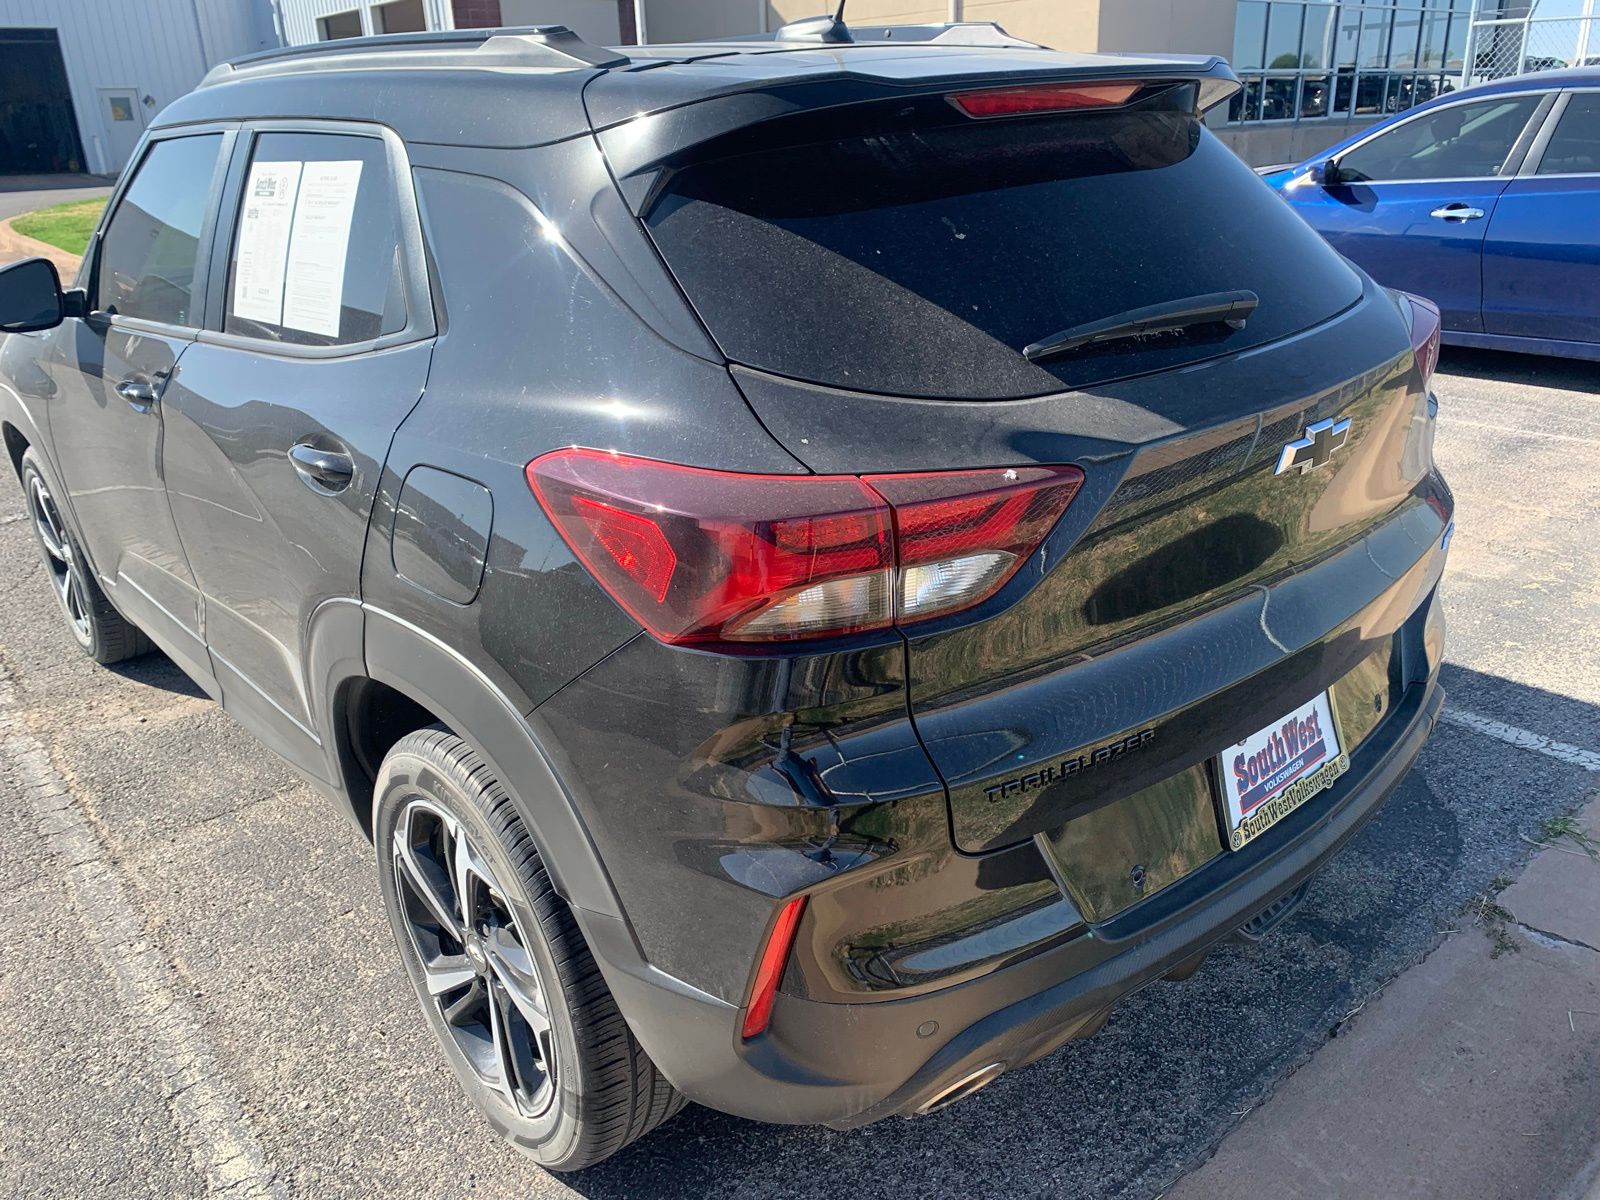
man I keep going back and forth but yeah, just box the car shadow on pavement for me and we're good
[106,648,207,699]
[551,663,1598,1200]
[1440,346,1600,394]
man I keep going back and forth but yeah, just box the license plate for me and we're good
[1220,692,1349,850]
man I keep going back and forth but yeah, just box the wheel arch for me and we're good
[2,400,100,583]
[5,415,95,573]
[3,419,30,480]
[348,604,628,922]
[0,363,54,484]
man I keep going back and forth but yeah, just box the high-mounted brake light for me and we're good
[526,449,1083,646]
[948,81,1142,119]
[741,895,806,1040]
[1401,291,1442,386]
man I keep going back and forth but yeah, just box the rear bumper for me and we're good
[586,669,1443,1127]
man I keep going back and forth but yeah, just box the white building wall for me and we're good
[645,0,759,43]
[273,0,620,45]
[274,0,454,43]
[0,0,272,174]
[498,0,619,43]
[195,0,277,60]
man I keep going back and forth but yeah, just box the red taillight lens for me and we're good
[742,896,806,1040]
[1402,291,1442,386]
[948,81,1142,118]
[527,449,892,645]
[569,495,677,602]
[864,467,1083,620]
[526,450,1084,645]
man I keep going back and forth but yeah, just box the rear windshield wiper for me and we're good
[1023,290,1259,362]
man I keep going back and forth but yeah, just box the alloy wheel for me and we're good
[27,473,91,646]
[391,797,557,1117]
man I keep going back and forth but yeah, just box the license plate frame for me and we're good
[1217,691,1350,850]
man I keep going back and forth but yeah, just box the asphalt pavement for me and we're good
[0,346,1596,1199]
[0,175,112,224]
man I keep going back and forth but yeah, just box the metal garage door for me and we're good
[0,28,86,174]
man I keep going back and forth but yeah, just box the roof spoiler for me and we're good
[202,25,626,87]
[595,57,1240,194]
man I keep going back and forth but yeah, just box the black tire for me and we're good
[19,448,151,664]
[374,728,684,1171]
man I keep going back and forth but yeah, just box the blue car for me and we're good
[1263,69,1600,361]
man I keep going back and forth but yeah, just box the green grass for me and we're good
[10,198,106,256]
[1465,889,1521,959]
[1537,814,1600,862]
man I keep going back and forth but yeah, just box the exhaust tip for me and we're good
[914,1062,1006,1116]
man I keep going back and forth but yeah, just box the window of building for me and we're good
[224,132,408,348]
[1229,0,1476,124]
[373,0,427,33]
[317,10,364,40]
[95,134,225,327]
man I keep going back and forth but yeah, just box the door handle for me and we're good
[114,378,157,412]
[288,442,354,494]
[1430,204,1486,221]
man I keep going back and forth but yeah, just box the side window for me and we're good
[95,134,225,326]
[224,131,406,348]
[1537,94,1600,175]
[1337,96,1543,183]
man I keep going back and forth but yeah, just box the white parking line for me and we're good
[0,676,286,1199]
[1445,418,1600,447]
[1440,706,1600,773]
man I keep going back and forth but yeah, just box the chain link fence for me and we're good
[1463,6,1599,86]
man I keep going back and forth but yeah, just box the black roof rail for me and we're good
[202,25,627,86]
[753,19,1042,49]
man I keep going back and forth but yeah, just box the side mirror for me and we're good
[1306,157,1342,187]
[0,258,70,334]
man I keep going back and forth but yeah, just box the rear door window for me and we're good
[95,133,225,327]
[1537,93,1600,175]
[224,131,406,348]
[642,88,1364,399]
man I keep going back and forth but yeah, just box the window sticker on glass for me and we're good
[281,160,363,338]
[232,161,304,326]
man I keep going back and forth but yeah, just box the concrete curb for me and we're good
[1170,791,1600,1200]
[0,217,84,279]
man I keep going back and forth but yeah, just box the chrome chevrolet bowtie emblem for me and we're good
[1275,417,1352,476]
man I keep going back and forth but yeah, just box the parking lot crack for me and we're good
[1512,920,1600,957]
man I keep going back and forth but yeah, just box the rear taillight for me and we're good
[948,81,1142,118]
[526,449,1083,646]
[864,468,1081,622]
[1402,291,1442,386]
[741,895,806,1040]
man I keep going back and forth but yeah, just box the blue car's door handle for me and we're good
[1430,204,1486,221]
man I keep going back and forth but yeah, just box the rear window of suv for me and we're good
[643,87,1364,399]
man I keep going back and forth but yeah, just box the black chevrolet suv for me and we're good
[0,19,1452,1171]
